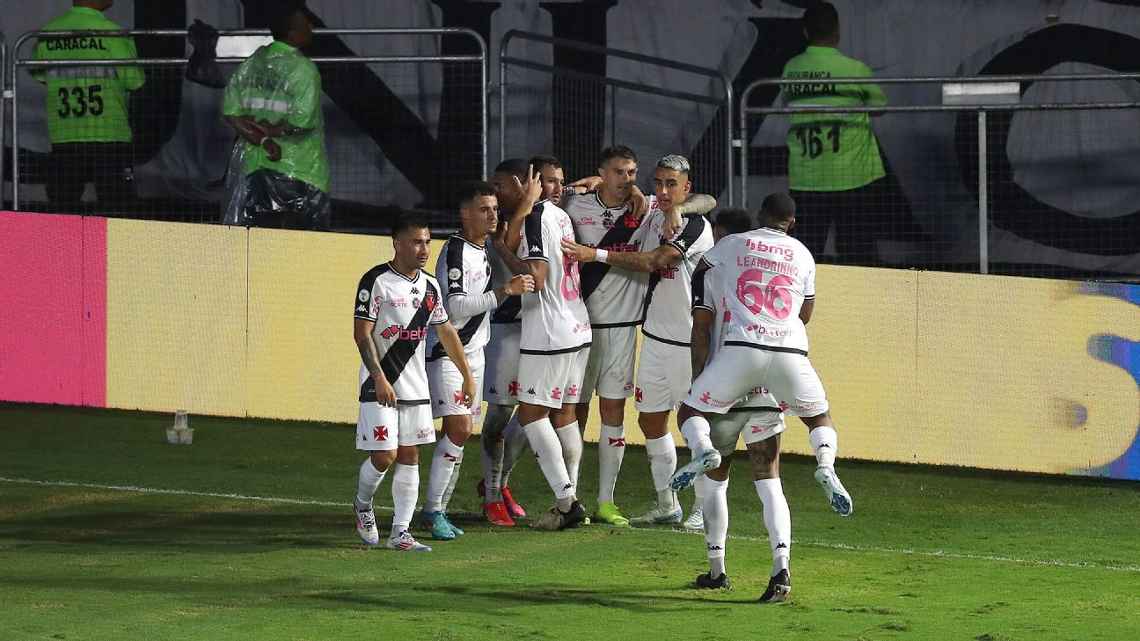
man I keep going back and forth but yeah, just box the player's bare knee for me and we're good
[638,411,669,439]
[747,441,780,480]
[442,416,473,445]
[707,455,732,481]
[369,450,396,471]
[395,445,419,466]
[676,403,700,425]
[598,397,625,426]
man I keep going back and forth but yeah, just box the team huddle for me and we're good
[349,147,853,603]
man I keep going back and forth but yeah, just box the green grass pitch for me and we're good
[1,403,1138,641]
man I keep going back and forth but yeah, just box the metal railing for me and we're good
[9,28,487,222]
[500,30,734,205]
[740,74,1140,277]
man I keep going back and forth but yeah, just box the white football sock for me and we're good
[555,421,583,488]
[645,434,678,511]
[440,449,463,512]
[680,415,715,454]
[523,417,574,501]
[424,435,463,513]
[698,475,729,578]
[809,425,838,468]
[692,467,707,512]
[598,423,626,503]
[500,414,528,488]
[390,463,419,538]
[754,478,791,576]
[355,458,386,508]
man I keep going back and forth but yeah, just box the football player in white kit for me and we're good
[476,160,552,526]
[562,154,714,526]
[421,181,535,540]
[561,146,717,526]
[671,193,855,601]
[681,207,763,533]
[351,214,477,552]
[490,157,592,530]
[685,221,791,595]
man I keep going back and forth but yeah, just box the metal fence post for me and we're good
[977,109,988,275]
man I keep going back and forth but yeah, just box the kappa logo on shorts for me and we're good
[551,387,562,400]
[608,437,626,448]
[373,426,389,441]
[508,381,520,396]
[635,387,644,402]
[488,386,497,394]
[567,384,579,397]
[452,390,465,403]
[443,452,460,463]
[778,401,790,412]
[527,387,536,395]
[751,425,766,434]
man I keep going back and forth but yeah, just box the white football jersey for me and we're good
[562,191,650,327]
[354,263,449,404]
[699,227,815,354]
[518,200,592,353]
[639,205,714,345]
[692,263,779,410]
[426,235,492,362]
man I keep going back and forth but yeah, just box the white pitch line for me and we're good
[3,476,1138,574]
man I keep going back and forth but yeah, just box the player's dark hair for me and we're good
[759,193,797,224]
[599,145,638,167]
[528,154,562,174]
[270,1,308,41]
[391,212,431,237]
[494,158,531,181]
[803,2,840,42]
[455,180,497,208]
[713,208,754,236]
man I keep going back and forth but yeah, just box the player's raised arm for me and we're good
[502,166,543,254]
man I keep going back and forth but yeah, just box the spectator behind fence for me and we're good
[781,2,887,266]
[33,0,145,215]
[222,1,330,230]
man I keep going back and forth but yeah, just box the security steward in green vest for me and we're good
[34,0,144,214]
[781,2,888,266]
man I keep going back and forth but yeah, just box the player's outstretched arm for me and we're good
[562,239,680,274]
[435,321,476,408]
[660,194,716,238]
[674,194,717,216]
[354,318,396,406]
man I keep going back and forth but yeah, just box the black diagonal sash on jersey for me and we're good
[373,280,437,391]
[491,295,521,323]
[580,210,642,302]
[644,214,706,318]
[430,277,491,360]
